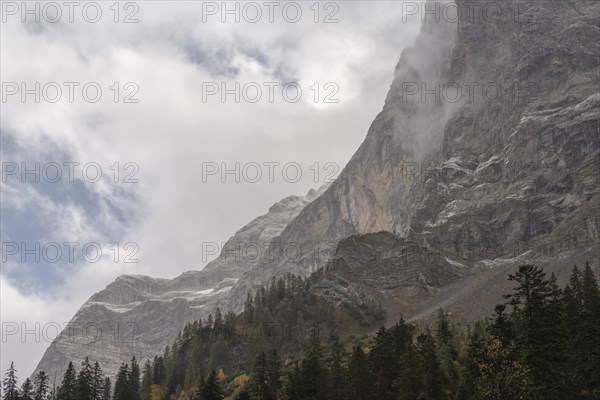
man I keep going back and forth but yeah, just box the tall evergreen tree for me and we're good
[297,340,327,400]
[57,362,76,400]
[90,361,104,400]
[369,326,397,400]
[129,357,141,400]
[34,371,49,400]
[347,344,371,400]
[266,349,281,399]
[574,263,600,395]
[2,362,19,400]
[248,352,272,400]
[396,342,424,400]
[417,330,444,399]
[506,265,569,400]
[194,370,223,400]
[488,304,514,346]
[101,377,111,400]
[328,338,346,400]
[152,357,166,386]
[21,377,35,400]
[75,358,93,400]
[113,363,131,400]
[140,361,153,400]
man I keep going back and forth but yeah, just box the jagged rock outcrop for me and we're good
[310,232,472,324]
[33,187,326,379]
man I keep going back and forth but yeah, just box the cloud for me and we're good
[1,1,422,379]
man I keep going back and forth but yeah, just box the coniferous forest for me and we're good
[3,264,599,400]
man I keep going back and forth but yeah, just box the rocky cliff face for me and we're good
[226,0,600,311]
[33,187,326,379]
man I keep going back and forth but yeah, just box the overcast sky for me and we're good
[1,1,422,379]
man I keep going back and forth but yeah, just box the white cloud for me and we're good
[1,1,422,379]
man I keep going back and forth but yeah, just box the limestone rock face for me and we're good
[33,187,325,379]
[226,0,599,312]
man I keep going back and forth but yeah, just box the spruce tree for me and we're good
[57,362,77,400]
[506,265,569,400]
[140,361,153,400]
[34,371,49,400]
[369,326,397,400]
[297,340,327,400]
[328,338,346,400]
[488,304,514,346]
[152,357,166,386]
[75,358,93,400]
[129,357,141,399]
[396,342,424,400]
[416,331,444,400]
[2,362,19,400]
[266,349,281,399]
[21,377,34,400]
[248,352,272,400]
[91,361,104,400]
[575,263,600,395]
[347,344,371,400]
[196,370,223,400]
[113,363,131,400]
[101,377,111,400]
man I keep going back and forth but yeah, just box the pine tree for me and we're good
[396,342,424,400]
[243,293,255,324]
[248,352,271,400]
[213,308,223,335]
[267,349,281,399]
[34,371,49,400]
[101,377,111,400]
[284,363,302,400]
[369,326,397,400]
[297,340,327,400]
[195,371,223,400]
[416,330,444,399]
[91,362,105,400]
[75,358,93,400]
[57,362,76,400]
[140,361,153,400]
[347,344,371,400]
[2,362,19,400]
[488,304,514,346]
[129,357,141,399]
[21,377,34,400]
[152,357,165,386]
[575,263,600,395]
[328,338,346,400]
[113,363,131,400]
[506,265,569,400]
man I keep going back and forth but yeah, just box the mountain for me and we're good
[226,0,600,312]
[35,0,599,380]
[32,187,327,380]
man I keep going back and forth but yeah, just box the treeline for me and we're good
[1,358,111,400]
[3,264,599,400]
[137,274,384,398]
